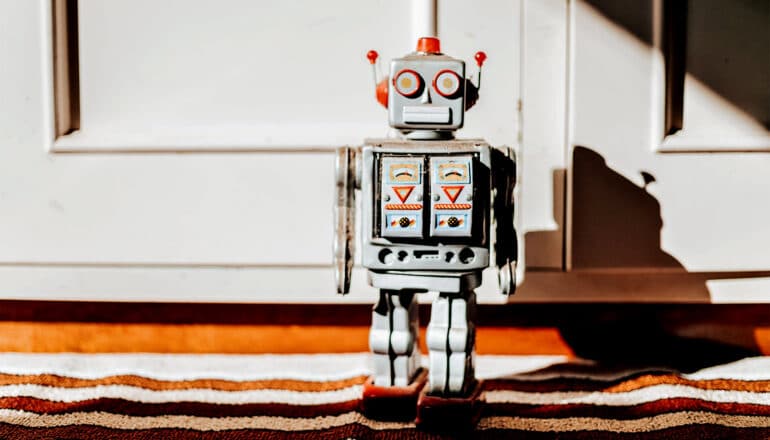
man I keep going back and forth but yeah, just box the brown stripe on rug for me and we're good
[0,354,769,438]
[1,419,770,440]
[0,373,367,392]
[478,412,770,432]
[0,423,434,440]
[8,396,770,421]
[479,425,770,440]
[0,409,413,431]
[485,374,770,393]
[486,398,770,419]
[1,404,769,434]
[0,396,361,418]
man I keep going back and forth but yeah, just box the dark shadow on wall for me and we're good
[685,0,770,128]
[585,0,770,129]
[517,147,729,366]
[516,147,714,305]
[571,146,685,269]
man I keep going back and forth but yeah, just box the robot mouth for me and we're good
[402,106,451,124]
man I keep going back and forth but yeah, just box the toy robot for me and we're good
[334,36,517,425]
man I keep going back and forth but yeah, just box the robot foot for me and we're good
[364,289,424,420]
[416,378,484,432]
[361,368,428,421]
[416,291,483,430]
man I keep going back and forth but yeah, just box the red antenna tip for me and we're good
[474,51,487,67]
[366,50,379,64]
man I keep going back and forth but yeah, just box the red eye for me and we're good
[393,69,423,97]
[433,70,462,98]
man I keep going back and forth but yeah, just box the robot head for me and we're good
[368,38,485,140]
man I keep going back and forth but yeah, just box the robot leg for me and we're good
[426,290,477,395]
[369,289,420,387]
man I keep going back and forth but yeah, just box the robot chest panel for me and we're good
[375,152,486,241]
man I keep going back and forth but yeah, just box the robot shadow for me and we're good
[510,146,769,369]
[474,303,767,374]
[519,145,712,304]
[526,145,690,272]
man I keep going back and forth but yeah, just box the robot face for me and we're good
[387,56,466,132]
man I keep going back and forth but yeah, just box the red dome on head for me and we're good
[416,37,441,54]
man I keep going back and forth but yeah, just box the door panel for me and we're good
[57,0,411,150]
[0,0,533,303]
[4,0,766,303]
[570,0,770,274]
[657,0,770,151]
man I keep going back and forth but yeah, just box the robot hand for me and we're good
[492,147,518,296]
[497,258,517,296]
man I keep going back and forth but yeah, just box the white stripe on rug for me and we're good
[498,367,676,382]
[2,382,770,407]
[0,353,372,381]
[0,384,362,405]
[485,357,770,382]
[688,357,770,381]
[486,384,770,406]
[0,353,768,383]
[0,353,570,381]
[474,355,573,379]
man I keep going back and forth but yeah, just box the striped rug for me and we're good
[0,353,769,439]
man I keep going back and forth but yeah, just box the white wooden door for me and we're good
[561,0,770,302]
[0,0,545,303]
[7,0,766,304]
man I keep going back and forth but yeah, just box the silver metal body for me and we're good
[335,138,516,395]
[333,39,516,397]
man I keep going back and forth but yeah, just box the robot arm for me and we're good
[491,147,518,296]
[334,146,358,295]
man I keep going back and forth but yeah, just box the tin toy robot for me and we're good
[334,36,517,424]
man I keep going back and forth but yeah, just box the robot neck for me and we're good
[404,130,456,141]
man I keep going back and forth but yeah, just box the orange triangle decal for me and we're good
[442,186,464,203]
[392,186,415,203]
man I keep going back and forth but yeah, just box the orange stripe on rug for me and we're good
[0,323,574,356]
[0,374,367,392]
[0,323,370,354]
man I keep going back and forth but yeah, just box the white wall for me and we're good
[0,0,547,304]
[1,0,766,304]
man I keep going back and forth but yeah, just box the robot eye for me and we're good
[433,70,462,98]
[393,69,423,98]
